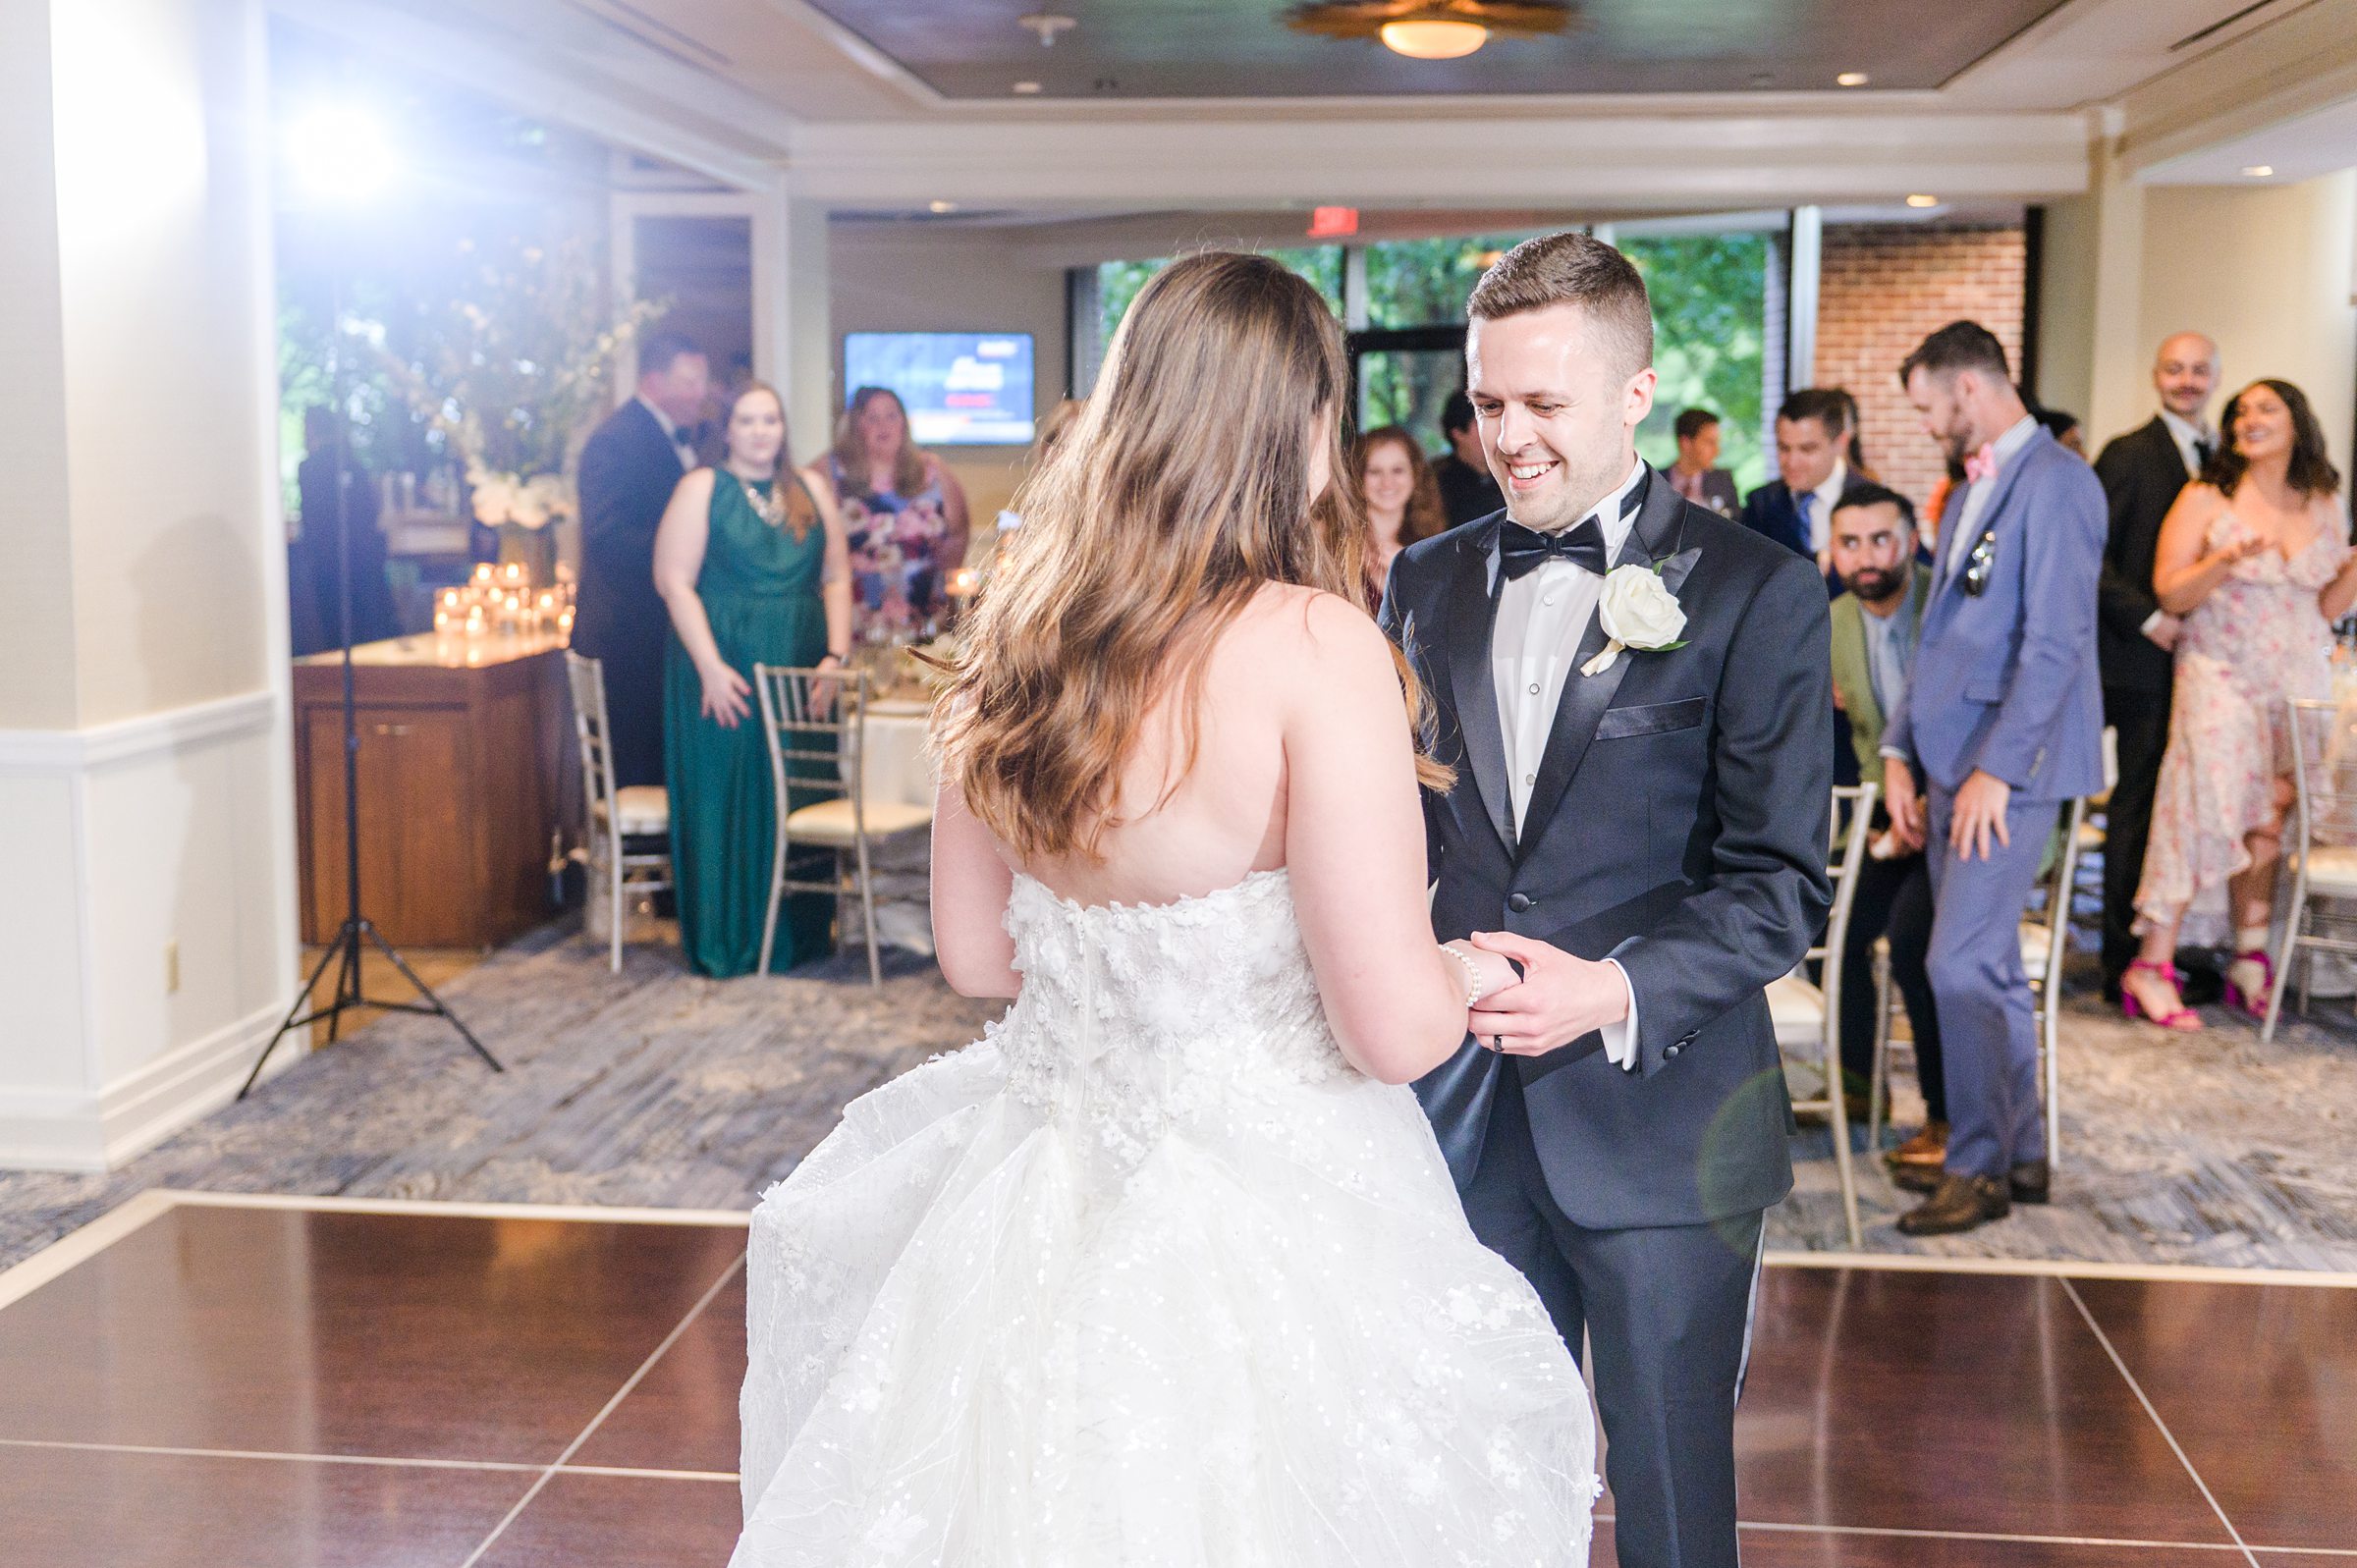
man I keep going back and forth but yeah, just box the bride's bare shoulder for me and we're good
[1223,582,1396,697]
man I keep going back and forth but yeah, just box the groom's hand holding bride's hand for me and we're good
[1462,931,1630,1055]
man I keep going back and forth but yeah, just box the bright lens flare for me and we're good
[1380,19,1488,58]
[283,105,397,204]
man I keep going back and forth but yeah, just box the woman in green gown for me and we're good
[653,382,852,977]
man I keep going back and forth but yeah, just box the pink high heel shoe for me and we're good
[2121,958,2202,1031]
[2223,948,2275,1020]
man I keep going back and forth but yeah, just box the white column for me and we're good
[1787,204,1824,386]
[0,0,300,1171]
[776,190,834,467]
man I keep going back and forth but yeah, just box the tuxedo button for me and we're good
[1666,1044,1682,1058]
[1507,892,1532,913]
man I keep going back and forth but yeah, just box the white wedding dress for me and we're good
[732,867,1599,1566]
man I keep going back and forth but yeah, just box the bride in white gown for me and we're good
[732,251,1598,1566]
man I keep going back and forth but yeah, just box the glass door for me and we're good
[1348,325,1463,456]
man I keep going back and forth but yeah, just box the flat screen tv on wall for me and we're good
[843,331,1037,447]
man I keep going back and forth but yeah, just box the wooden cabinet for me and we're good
[294,633,576,948]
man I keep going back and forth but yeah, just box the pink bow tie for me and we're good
[1963,444,1998,485]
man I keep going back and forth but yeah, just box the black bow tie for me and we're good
[1499,516,1610,580]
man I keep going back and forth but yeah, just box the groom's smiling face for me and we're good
[1466,303,1656,534]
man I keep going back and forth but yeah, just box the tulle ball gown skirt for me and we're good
[729,872,1598,1566]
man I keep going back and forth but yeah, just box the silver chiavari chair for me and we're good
[2265,697,2357,1043]
[564,652,673,974]
[1768,783,1878,1248]
[752,665,934,986]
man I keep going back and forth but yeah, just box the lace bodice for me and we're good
[990,868,1354,1169]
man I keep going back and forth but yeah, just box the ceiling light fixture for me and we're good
[2242,164,2274,178]
[1836,71,1869,87]
[1017,12,1075,47]
[1904,193,1939,208]
[929,199,958,213]
[1288,2,1578,61]
[1381,19,1488,57]
[1013,80,1043,94]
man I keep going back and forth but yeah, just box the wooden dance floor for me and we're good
[0,1192,2349,1566]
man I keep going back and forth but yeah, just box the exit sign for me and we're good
[1307,206,1359,238]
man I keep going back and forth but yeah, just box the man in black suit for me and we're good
[572,331,709,787]
[1432,387,1507,526]
[1666,406,1740,515]
[2092,332,2220,1000]
[1382,233,1831,1568]
[1738,387,1864,572]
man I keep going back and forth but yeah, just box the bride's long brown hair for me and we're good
[935,250,1448,863]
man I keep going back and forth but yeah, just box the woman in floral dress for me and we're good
[818,386,971,641]
[2126,379,2357,1029]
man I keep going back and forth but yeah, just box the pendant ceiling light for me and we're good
[1286,2,1578,61]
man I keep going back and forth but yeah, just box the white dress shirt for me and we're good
[638,396,697,473]
[2158,407,2214,479]
[1491,457,1647,1068]
[1800,459,1849,556]
[1944,413,2041,575]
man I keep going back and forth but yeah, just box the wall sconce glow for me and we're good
[2241,164,2275,178]
[1836,71,1870,87]
[1381,20,1488,58]
[284,105,398,205]
[1904,193,1940,208]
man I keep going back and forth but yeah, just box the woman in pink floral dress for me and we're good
[2126,379,2357,1029]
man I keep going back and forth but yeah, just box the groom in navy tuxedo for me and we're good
[1382,234,1832,1568]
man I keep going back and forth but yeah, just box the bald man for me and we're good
[2092,333,2220,1000]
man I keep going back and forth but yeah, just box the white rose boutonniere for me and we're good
[1580,562,1689,676]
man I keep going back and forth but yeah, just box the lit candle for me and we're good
[472,563,494,586]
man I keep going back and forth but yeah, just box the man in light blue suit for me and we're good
[1881,321,2106,1237]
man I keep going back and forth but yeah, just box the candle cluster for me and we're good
[434,561,576,643]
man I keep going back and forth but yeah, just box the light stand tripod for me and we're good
[241,273,501,1099]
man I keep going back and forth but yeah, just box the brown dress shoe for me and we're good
[1896,1174,2011,1236]
[1885,1121,1949,1168]
[1894,1157,2044,1199]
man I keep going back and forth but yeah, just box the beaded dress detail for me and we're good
[732,868,1598,1566]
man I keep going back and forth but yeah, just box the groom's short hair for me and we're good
[1466,232,1654,381]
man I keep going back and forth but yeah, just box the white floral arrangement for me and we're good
[467,465,574,530]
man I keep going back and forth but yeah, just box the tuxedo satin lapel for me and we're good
[1519,475,1688,851]
[1444,521,1513,853]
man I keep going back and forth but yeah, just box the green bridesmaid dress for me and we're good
[665,471,833,977]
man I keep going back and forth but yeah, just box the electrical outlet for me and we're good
[164,940,181,995]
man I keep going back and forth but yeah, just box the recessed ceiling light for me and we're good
[2242,164,2275,178]
[1905,193,1940,208]
[1380,19,1488,58]
[1836,71,1870,87]
[928,199,958,214]
[1012,80,1042,94]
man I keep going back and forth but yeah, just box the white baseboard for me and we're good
[0,1001,301,1172]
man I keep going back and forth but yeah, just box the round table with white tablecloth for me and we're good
[852,696,938,954]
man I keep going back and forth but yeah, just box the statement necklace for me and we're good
[732,468,789,529]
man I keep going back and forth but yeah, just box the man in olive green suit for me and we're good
[1826,484,1948,1177]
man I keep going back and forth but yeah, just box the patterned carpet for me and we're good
[4,927,2354,1273]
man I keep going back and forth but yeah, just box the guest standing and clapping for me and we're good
[575,331,709,787]
[824,386,971,642]
[2126,379,2354,1030]
[2093,333,2220,1004]
[1353,423,1447,596]
[655,382,853,978]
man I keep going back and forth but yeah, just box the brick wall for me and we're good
[1811,222,2027,515]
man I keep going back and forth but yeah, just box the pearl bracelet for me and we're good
[1438,945,1483,1007]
